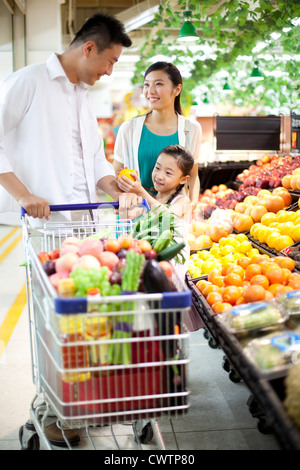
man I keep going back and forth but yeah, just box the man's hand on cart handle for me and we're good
[18,194,50,220]
[118,192,143,220]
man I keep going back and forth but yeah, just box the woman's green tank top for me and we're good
[138,124,179,192]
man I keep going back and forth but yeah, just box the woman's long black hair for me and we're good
[144,62,183,115]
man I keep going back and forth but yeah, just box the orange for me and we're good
[250,205,268,223]
[237,256,251,270]
[211,301,224,313]
[195,279,210,293]
[206,291,223,306]
[233,214,254,233]
[117,168,137,181]
[250,274,269,290]
[281,268,292,285]
[281,174,292,189]
[265,195,285,213]
[243,285,266,303]
[249,254,266,265]
[273,256,295,271]
[272,189,292,207]
[210,225,230,242]
[222,286,242,305]
[226,264,245,278]
[244,263,263,280]
[224,273,243,287]
[202,284,221,297]
[212,302,233,313]
[265,267,284,285]
[268,284,288,297]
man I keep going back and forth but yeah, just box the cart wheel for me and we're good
[208,336,218,349]
[203,329,209,340]
[228,369,242,383]
[139,422,154,444]
[257,416,272,435]
[19,424,40,450]
[222,356,231,372]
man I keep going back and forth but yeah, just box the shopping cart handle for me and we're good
[21,199,150,217]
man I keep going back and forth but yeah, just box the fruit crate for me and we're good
[214,314,300,450]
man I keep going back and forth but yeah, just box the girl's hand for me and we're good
[117,170,142,194]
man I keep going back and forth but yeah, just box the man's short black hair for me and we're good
[70,12,132,51]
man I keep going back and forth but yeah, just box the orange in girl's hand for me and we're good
[117,168,137,181]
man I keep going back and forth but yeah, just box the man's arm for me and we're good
[0,172,50,219]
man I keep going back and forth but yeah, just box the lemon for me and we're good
[236,240,252,254]
[202,260,218,274]
[220,245,236,256]
[235,233,249,243]
[247,248,259,258]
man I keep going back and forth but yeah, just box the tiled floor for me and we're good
[0,223,282,451]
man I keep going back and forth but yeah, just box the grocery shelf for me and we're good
[186,275,300,450]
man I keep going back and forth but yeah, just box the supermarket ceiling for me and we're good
[60,0,169,82]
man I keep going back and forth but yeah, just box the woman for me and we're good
[113,61,202,210]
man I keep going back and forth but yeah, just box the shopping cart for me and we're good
[19,202,191,450]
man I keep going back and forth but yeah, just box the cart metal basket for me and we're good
[20,203,191,450]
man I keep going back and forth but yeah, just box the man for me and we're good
[0,12,139,447]
[0,12,140,224]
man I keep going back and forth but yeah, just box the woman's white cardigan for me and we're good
[113,113,202,173]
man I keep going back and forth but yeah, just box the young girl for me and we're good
[119,144,194,221]
[120,144,203,332]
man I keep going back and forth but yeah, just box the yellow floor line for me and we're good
[0,226,21,247]
[0,233,22,263]
[0,284,27,358]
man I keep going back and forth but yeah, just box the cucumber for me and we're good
[153,229,172,252]
[157,242,186,261]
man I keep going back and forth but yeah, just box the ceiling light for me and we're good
[222,78,232,93]
[250,60,264,80]
[203,92,210,104]
[178,10,199,42]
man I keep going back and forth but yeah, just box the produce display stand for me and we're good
[186,273,300,449]
[198,162,252,192]
[19,203,191,451]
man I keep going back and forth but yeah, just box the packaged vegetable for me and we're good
[221,300,286,334]
[245,331,300,375]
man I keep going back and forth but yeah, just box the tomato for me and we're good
[137,239,152,252]
[159,261,173,278]
[118,233,134,249]
[104,238,122,253]
[49,249,61,260]
[38,251,51,264]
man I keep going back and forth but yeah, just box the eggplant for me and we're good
[143,260,170,293]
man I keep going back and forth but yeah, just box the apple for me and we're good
[78,238,103,261]
[98,251,119,270]
[38,251,50,264]
[55,252,79,273]
[72,254,101,271]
